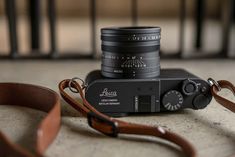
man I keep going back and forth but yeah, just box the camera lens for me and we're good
[101,26,161,79]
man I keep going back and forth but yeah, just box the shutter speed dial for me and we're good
[162,90,184,111]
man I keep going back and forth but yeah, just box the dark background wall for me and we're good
[0,0,222,18]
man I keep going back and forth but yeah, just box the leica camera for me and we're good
[85,27,212,117]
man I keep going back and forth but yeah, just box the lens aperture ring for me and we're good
[102,40,160,47]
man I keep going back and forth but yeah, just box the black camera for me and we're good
[85,27,212,117]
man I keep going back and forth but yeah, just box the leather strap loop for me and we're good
[0,83,61,157]
[59,79,197,157]
[210,80,235,113]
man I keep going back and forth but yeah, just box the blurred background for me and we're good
[0,2,235,157]
[0,0,234,59]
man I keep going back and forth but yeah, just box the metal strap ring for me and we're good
[68,77,86,93]
[208,78,221,91]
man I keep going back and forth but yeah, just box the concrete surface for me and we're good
[0,60,235,157]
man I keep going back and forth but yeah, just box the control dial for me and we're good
[182,79,198,96]
[193,94,211,109]
[162,90,184,111]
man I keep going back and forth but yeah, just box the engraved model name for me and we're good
[128,34,161,41]
[99,88,117,97]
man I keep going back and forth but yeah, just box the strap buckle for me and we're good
[87,112,118,137]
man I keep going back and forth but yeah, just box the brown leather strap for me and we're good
[210,80,235,113]
[0,83,61,157]
[59,79,197,157]
[1,79,234,157]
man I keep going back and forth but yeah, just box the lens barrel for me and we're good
[101,27,161,79]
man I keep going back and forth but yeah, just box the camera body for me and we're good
[84,26,212,117]
[85,69,212,117]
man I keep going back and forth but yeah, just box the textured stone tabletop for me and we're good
[0,60,234,157]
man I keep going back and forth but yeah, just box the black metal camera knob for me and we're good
[182,79,198,96]
[162,90,184,111]
[193,94,211,109]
